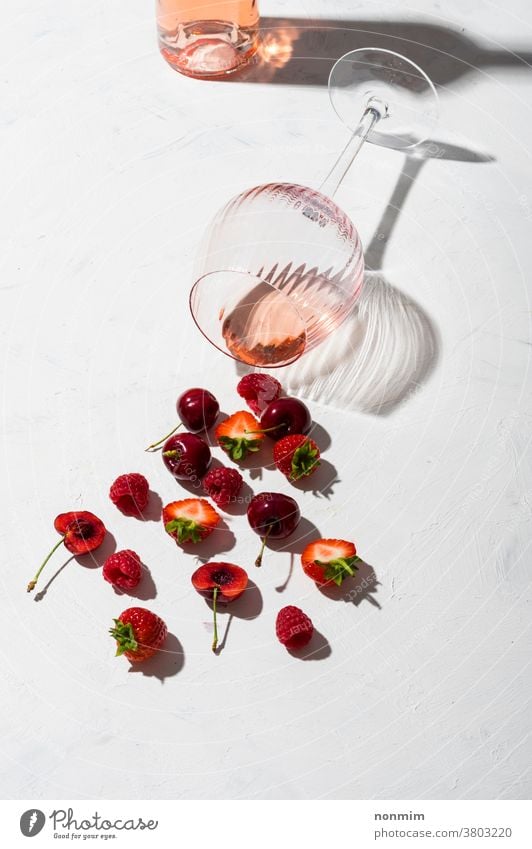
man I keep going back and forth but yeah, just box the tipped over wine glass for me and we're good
[190,48,439,368]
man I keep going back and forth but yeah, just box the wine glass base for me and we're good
[329,48,439,150]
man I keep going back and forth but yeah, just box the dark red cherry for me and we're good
[177,388,219,433]
[162,433,211,480]
[259,397,311,440]
[247,492,301,567]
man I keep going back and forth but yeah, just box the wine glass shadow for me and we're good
[261,139,494,414]
[227,17,532,88]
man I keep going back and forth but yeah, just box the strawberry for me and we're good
[27,511,106,593]
[215,411,264,462]
[273,434,320,480]
[301,538,360,587]
[237,374,282,415]
[276,606,314,649]
[110,607,167,663]
[162,498,221,545]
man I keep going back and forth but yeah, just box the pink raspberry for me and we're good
[203,467,243,508]
[276,606,314,650]
[109,473,149,516]
[103,550,142,591]
[237,374,282,416]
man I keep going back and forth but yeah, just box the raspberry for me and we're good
[109,473,149,516]
[203,467,243,508]
[103,550,142,591]
[237,374,282,416]
[275,605,314,649]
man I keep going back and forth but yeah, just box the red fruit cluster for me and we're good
[32,377,363,662]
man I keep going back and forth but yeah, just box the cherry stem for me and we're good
[27,536,64,592]
[145,422,182,452]
[212,586,219,653]
[245,426,281,435]
[255,527,272,568]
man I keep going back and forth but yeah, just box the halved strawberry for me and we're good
[301,538,359,586]
[273,434,320,480]
[162,498,221,545]
[215,411,264,462]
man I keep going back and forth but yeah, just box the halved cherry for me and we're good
[191,562,248,652]
[27,511,106,592]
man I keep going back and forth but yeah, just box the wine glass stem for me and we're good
[319,106,382,199]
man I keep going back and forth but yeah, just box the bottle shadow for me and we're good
[227,16,532,89]
[127,632,185,682]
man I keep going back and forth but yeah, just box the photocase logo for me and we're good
[20,809,46,837]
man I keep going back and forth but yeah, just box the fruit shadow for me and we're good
[288,629,332,661]
[182,520,237,562]
[213,580,263,654]
[204,410,229,448]
[127,632,185,682]
[307,422,332,452]
[138,491,163,522]
[34,533,118,602]
[290,459,340,500]
[109,564,157,601]
[267,518,322,592]
[221,479,255,517]
[318,559,381,609]
[243,439,275,481]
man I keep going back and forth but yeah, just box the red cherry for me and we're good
[259,397,311,440]
[162,433,211,480]
[177,388,219,433]
[247,492,301,567]
[145,388,219,451]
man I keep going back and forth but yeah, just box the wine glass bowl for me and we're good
[191,183,365,368]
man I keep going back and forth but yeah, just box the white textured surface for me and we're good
[1,0,531,800]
